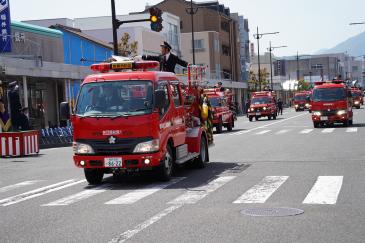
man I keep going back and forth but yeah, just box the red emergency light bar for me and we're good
[90,61,159,73]
[314,80,344,86]
[252,91,275,97]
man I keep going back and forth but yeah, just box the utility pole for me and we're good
[253,28,279,91]
[296,51,300,81]
[267,42,287,91]
[186,0,198,65]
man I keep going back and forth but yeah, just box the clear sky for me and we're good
[10,0,365,57]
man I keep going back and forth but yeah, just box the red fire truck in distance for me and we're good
[351,87,363,109]
[60,60,210,184]
[248,91,278,121]
[311,80,353,128]
[203,88,234,133]
[294,91,311,112]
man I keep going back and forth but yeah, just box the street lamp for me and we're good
[253,27,279,91]
[185,0,198,65]
[296,52,311,82]
[349,22,365,25]
[267,42,287,91]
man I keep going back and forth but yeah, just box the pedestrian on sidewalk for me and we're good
[277,98,283,115]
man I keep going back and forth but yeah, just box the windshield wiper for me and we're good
[110,113,132,120]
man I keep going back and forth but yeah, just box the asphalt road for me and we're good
[1,107,365,243]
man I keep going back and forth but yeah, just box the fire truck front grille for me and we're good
[321,109,338,116]
[78,137,152,155]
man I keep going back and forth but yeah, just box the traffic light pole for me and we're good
[111,0,157,55]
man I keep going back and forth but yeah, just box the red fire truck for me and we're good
[294,91,311,112]
[311,80,353,128]
[248,91,278,121]
[60,60,211,184]
[351,87,363,109]
[203,88,234,133]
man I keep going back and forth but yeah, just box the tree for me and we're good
[118,33,138,57]
[297,80,311,91]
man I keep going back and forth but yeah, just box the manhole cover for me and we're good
[241,207,304,217]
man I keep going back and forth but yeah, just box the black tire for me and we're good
[227,120,233,131]
[195,136,209,169]
[343,119,349,127]
[84,168,104,185]
[216,121,223,134]
[157,145,174,181]
[255,116,259,121]
[268,115,272,120]
[273,114,277,120]
[349,119,353,126]
[249,116,253,122]
[313,122,320,128]
[295,109,299,112]
[356,106,360,109]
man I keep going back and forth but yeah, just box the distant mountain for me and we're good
[315,31,365,57]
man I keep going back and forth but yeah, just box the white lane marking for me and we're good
[276,129,290,135]
[43,184,111,206]
[300,129,314,134]
[255,130,271,135]
[303,176,343,205]
[233,176,289,204]
[108,204,182,243]
[230,113,307,136]
[105,177,185,205]
[346,128,357,133]
[0,180,42,193]
[322,128,335,133]
[108,176,236,243]
[0,179,86,206]
[168,176,236,205]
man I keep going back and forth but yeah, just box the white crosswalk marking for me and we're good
[276,129,290,135]
[0,180,41,193]
[346,127,357,133]
[43,184,111,206]
[233,176,289,204]
[105,177,185,205]
[168,176,236,205]
[255,130,271,135]
[0,179,85,206]
[300,129,313,134]
[322,128,335,133]
[303,176,343,205]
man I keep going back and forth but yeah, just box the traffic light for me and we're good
[149,7,163,32]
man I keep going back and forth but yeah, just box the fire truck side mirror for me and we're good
[155,90,167,109]
[347,90,352,98]
[60,102,70,121]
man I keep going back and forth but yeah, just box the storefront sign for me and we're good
[0,0,11,52]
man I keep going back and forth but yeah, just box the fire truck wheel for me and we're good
[84,168,104,185]
[255,116,259,121]
[195,136,209,168]
[313,122,320,128]
[249,116,253,122]
[227,120,233,131]
[268,115,272,120]
[349,119,353,125]
[273,114,277,120]
[216,121,223,134]
[157,145,174,181]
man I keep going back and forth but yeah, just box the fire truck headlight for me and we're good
[337,110,346,116]
[263,107,267,110]
[313,111,321,116]
[305,103,310,108]
[295,104,299,108]
[250,108,255,112]
[74,142,95,155]
[133,139,160,153]
[354,101,360,105]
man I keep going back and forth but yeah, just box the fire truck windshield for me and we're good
[209,97,222,107]
[251,97,270,105]
[351,92,360,97]
[294,95,307,101]
[75,80,153,117]
[313,88,346,102]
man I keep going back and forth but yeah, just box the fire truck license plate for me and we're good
[320,116,328,121]
[256,112,261,116]
[104,158,122,167]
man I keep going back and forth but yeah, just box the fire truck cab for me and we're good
[248,91,278,121]
[351,87,363,109]
[60,59,210,184]
[294,91,311,112]
[311,80,353,128]
[203,88,234,133]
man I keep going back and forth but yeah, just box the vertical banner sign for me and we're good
[0,0,11,52]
